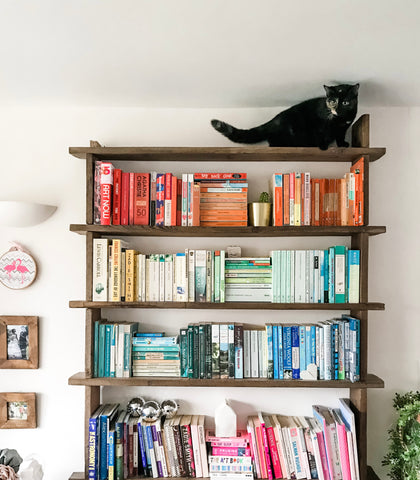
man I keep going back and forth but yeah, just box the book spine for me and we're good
[156,173,165,226]
[164,172,173,226]
[100,162,113,225]
[219,324,229,379]
[112,168,122,225]
[92,239,109,301]
[266,425,282,479]
[137,421,149,476]
[149,171,157,226]
[134,173,150,225]
[228,324,235,379]
[291,326,300,379]
[93,161,102,225]
[235,324,244,379]
[88,416,99,480]
[181,423,196,477]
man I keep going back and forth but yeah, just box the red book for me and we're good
[129,172,135,225]
[155,173,165,226]
[121,172,130,225]
[263,415,282,479]
[112,168,122,225]
[258,412,273,480]
[192,183,200,226]
[100,162,113,225]
[289,172,295,226]
[171,175,177,226]
[283,173,290,225]
[164,172,172,226]
[194,172,247,180]
[270,174,283,227]
[133,173,150,225]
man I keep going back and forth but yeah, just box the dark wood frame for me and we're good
[68,115,386,480]
[0,392,37,429]
[0,316,39,369]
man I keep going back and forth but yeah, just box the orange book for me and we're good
[338,178,347,226]
[351,156,365,226]
[200,192,248,199]
[200,214,248,222]
[199,186,248,193]
[192,183,200,226]
[200,202,247,210]
[283,173,290,225]
[319,178,326,226]
[270,174,283,226]
[294,173,302,226]
[200,197,246,203]
[312,179,320,226]
[302,172,311,226]
[330,178,338,226]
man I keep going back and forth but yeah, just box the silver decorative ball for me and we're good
[127,397,145,417]
[161,399,179,419]
[140,400,162,423]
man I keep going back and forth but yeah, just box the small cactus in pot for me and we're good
[248,192,272,226]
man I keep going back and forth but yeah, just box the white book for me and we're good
[174,252,188,301]
[188,249,195,302]
[109,324,117,378]
[306,417,325,480]
[187,173,194,226]
[145,256,150,301]
[293,416,312,479]
[190,415,203,477]
[280,250,287,303]
[181,173,188,226]
[250,330,259,378]
[261,329,268,378]
[290,250,295,302]
[154,419,169,477]
[243,330,251,378]
[115,323,125,378]
[164,254,174,302]
[198,415,209,477]
[295,250,306,302]
[305,249,312,303]
[148,254,160,302]
[92,238,109,301]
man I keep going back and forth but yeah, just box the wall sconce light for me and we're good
[0,201,57,227]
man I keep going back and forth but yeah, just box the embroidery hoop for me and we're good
[0,243,37,290]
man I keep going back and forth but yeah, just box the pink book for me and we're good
[333,409,351,480]
[100,162,113,225]
[270,415,289,480]
[263,415,283,479]
[253,416,268,479]
[212,446,251,456]
[247,417,261,479]
[205,429,250,446]
[258,412,274,480]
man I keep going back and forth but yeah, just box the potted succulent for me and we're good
[248,191,272,226]
[382,390,420,480]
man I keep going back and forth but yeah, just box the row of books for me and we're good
[93,315,360,382]
[89,406,209,480]
[88,399,359,480]
[94,163,249,227]
[179,317,360,382]
[93,240,359,304]
[271,247,360,304]
[269,157,365,226]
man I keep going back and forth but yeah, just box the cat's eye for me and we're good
[342,101,350,106]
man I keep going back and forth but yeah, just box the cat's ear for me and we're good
[351,83,360,94]
[324,85,334,96]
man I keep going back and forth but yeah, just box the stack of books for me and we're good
[194,172,248,226]
[270,156,365,227]
[132,333,180,377]
[225,257,272,302]
[206,430,253,480]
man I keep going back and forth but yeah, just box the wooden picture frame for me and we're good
[0,316,39,369]
[0,392,36,429]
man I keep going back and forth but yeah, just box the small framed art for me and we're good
[0,316,39,369]
[0,392,37,429]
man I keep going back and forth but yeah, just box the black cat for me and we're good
[211,84,359,149]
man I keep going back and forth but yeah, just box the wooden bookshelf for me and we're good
[68,371,384,388]
[68,114,386,480]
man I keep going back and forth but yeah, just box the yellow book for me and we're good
[125,249,138,302]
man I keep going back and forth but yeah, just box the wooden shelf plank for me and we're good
[68,372,384,388]
[69,224,386,237]
[69,146,386,162]
[69,300,385,310]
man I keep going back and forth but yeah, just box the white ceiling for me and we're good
[1,0,419,108]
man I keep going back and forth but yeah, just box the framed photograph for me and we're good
[0,392,36,429]
[0,316,39,369]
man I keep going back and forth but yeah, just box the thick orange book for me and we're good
[319,178,326,226]
[200,192,248,199]
[283,173,290,225]
[200,213,248,221]
[200,202,247,210]
[192,183,200,226]
[199,187,248,193]
[311,178,320,226]
[270,174,283,226]
[351,156,365,226]
[200,221,247,226]
[294,173,302,226]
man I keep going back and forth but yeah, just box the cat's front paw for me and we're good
[318,143,329,150]
[337,140,350,148]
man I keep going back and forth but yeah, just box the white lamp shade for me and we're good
[0,201,57,227]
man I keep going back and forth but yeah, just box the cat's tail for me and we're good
[211,119,267,144]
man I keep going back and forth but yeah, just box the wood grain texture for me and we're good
[352,114,370,148]
[68,371,384,388]
[0,392,36,429]
[69,145,385,162]
[0,316,39,369]
[70,224,386,237]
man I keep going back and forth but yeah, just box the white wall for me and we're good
[0,106,417,480]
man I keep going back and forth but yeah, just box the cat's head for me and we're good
[324,83,359,117]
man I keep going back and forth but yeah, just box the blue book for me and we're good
[346,316,360,382]
[283,326,292,379]
[110,324,117,378]
[291,326,300,379]
[115,411,126,480]
[331,322,339,380]
[137,420,149,475]
[265,324,274,379]
[277,325,283,379]
[104,324,112,377]
[88,405,104,480]
[310,325,317,365]
[93,321,99,378]
[319,250,325,303]
[299,326,306,373]
[145,424,158,477]
[107,428,115,480]
[272,325,279,379]
[141,423,153,477]
[155,173,165,226]
[99,404,119,480]
[135,332,165,337]
[132,336,178,345]
[132,345,180,352]
[328,247,335,303]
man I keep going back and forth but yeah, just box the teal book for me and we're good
[195,250,207,302]
[228,324,235,379]
[198,324,206,379]
[187,325,194,378]
[93,321,99,378]
[104,324,112,377]
[98,323,106,377]
[179,328,188,377]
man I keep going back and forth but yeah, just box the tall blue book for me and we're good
[283,326,292,379]
[99,404,119,480]
[88,405,104,480]
[291,325,300,379]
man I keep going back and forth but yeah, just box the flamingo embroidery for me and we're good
[4,260,16,279]
[15,258,29,284]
